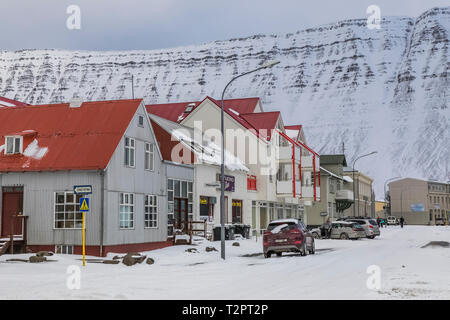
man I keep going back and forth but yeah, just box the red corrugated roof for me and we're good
[240,112,280,141]
[146,97,260,123]
[0,99,142,172]
[147,97,281,141]
[0,96,28,108]
[150,118,195,164]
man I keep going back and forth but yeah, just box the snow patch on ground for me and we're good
[0,226,449,299]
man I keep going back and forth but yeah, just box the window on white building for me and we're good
[144,195,158,228]
[119,193,134,229]
[54,192,83,229]
[55,245,74,254]
[124,137,135,167]
[145,142,154,171]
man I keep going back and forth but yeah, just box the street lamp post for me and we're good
[219,60,280,260]
[384,176,401,218]
[352,151,377,217]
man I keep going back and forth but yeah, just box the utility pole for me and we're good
[131,75,135,99]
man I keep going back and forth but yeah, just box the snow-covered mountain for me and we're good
[0,7,449,196]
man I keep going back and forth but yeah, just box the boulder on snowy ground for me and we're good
[103,260,120,264]
[205,247,218,252]
[232,242,240,247]
[29,256,47,263]
[122,253,147,266]
[185,248,198,253]
[146,258,155,265]
[36,251,53,257]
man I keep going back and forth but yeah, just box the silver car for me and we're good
[346,218,380,239]
[330,221,366,240]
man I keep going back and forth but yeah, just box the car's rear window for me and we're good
[369,219,378,226]
[267,222,296,231]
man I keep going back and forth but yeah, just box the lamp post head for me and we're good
[262,60,280,69]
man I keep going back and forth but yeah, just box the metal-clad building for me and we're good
[0,99,182,256]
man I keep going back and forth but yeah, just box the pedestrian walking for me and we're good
[376,216,381,228]
[322,218,332,239]
[400,216,405,228]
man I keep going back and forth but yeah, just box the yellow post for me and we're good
[82,211,86,267]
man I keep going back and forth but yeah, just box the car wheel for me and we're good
[264,252,271,258]
[309,240,315,254]
[312,232,320,239]
[340,233,349,240]
[276,252,282,257]
[301,243,308,256]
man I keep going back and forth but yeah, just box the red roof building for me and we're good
[0,99,142,172]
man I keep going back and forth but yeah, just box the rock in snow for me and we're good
[0,7,448,196]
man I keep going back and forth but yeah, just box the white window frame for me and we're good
[54,192,83,229]
[124,137,135,168]
[144,195,158,228]
[55,245,74,254]
[5,136,23,155]
[119,193,134,229]
[138,115,144,127]
[145,142,154,171]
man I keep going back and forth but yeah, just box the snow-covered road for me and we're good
[1,226,449,299]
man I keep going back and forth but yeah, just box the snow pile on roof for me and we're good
[172,128,249,172]
[269,219,299,225]
[343,176,353,183]
[23,139,48,160]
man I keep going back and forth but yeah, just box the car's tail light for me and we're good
[369,225,373,229]
[263,241,269,246]
[294,240,302,244]
[290,229,301,234]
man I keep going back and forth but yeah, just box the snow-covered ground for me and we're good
[1,226,449,300]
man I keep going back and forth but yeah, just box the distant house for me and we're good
[388,178,450,225]
[305,154,354,226]
[0,99,172,256]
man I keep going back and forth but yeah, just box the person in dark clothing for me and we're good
[399,216,405,228]
[322,218,332,239]
[376,216,381,228]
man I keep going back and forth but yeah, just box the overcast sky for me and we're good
[1,0,448,51]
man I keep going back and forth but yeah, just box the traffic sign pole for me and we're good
[82,211,86,267]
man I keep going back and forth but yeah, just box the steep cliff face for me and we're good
[0,7,448,196]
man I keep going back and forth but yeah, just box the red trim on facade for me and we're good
[313,156,316,202]
[292,144,296,197]
[27,241,173,257]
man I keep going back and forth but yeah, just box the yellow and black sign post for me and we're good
[79,197,90,267]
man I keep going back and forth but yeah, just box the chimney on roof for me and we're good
[69,97,83,108]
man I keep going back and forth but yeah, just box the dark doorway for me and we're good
[1,187,24,237]
[174,197,189,233]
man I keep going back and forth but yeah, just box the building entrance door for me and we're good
[1,187,24,237]
[174,197,189,233]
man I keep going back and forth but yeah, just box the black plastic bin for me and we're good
[213,225,235,241]
[233,224,251,239]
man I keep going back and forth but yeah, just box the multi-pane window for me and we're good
[5,136,22,154]
[145,142,154,171]
[138,115,144,127]
[167,179,193,237]
[144,195,158,228]
[119,193,134,229]
[124,137,135,167]
[54,192,83,229]
[55,245,74,254]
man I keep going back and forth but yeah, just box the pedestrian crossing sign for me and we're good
[80,197,90,212]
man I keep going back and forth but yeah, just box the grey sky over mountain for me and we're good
[1,0,449,51]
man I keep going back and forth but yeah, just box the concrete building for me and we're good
[0,99,182,256]
[388,178,450,225]
[342,169,375,218]
[305,154,354,227]
[147,97,321,232]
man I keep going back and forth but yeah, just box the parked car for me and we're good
[345,218,380,239]
[330,221,366,240]
[387,216,398,225]
[263,219,315,258]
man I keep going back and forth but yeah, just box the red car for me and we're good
[263,219,315,258]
